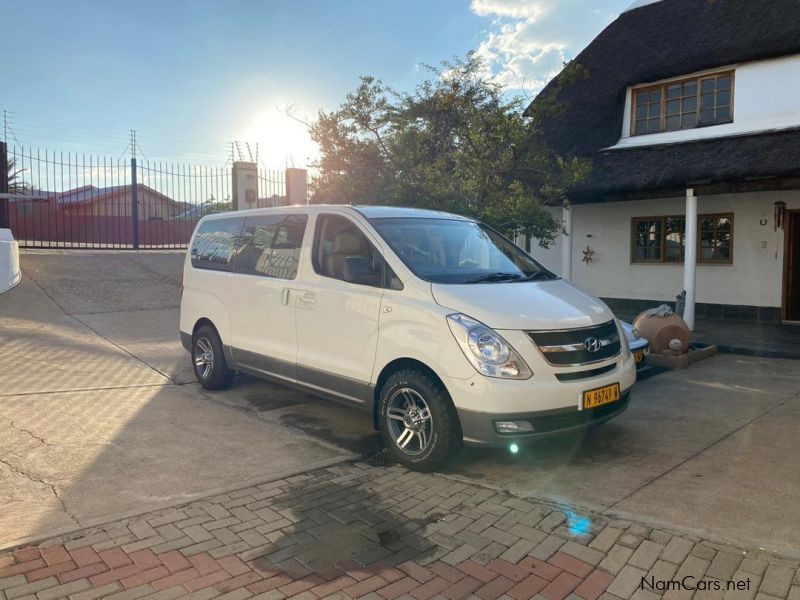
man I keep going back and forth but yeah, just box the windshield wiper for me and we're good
[517,271,555,281]
[465,272,524,284]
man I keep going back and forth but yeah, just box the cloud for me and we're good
[471,0,631,94]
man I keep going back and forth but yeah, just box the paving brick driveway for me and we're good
[2,463,798,600]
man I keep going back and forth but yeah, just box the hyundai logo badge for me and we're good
[584,337,602,352]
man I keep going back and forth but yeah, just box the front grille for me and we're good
[528,320,621,366]
[526,393,630,433]
[555,363,616,382]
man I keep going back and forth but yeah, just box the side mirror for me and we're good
[343,257,381,287]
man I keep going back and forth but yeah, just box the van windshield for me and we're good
[369,217,557,284]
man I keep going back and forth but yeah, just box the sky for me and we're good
[1,0,631,169]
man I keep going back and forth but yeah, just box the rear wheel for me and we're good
[192,325,234,390]
[378,368,461,471]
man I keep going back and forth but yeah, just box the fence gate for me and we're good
[2,144,288,250]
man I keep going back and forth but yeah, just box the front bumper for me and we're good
[458,389,632,447]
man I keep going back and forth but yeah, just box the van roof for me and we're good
[201,204,473,221]
[352,205,471,221]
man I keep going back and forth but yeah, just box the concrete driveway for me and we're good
[0,252,353,550]
[5,250,800,558]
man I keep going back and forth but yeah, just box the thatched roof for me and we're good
[525,0,800,199]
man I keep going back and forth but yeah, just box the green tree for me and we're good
[310,53,589,247]
[202,194,232,215]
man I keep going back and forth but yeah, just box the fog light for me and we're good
[494,420,534,434]
[509,443,519,454]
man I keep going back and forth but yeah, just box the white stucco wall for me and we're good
[612,53,800,149]
[561,191,800,307]
[524,206,564,275]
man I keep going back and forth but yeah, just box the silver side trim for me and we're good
[231,346,372,406]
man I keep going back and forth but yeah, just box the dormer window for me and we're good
[632,70,734,135]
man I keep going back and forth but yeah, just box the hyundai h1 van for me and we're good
[180,206,636,471]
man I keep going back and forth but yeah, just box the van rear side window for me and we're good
[234,214,307,280]
[190,217,245,271]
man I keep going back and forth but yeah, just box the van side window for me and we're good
[191,217,245,271]
[313,214,402,289]
[234,214,307,280]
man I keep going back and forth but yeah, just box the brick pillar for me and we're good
[285,168,308,205]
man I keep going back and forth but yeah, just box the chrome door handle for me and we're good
[298,291,317,309]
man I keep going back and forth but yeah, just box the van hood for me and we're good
[431,279,614,330]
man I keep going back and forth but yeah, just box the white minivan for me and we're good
[180,205,636,470]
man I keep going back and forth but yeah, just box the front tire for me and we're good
[378,368,462,471]
[192,325,234,390]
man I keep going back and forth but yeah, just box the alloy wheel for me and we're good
[386,387,433,455]
[194,337,214,380]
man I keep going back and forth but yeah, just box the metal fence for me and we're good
[0,143,289,249]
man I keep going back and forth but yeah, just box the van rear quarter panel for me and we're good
[179,260,233,344]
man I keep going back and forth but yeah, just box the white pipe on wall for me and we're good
[561,202,572,280]
[683,189,697,330]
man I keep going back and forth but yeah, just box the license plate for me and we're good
[633,350,645,363]
[583,383,621,409]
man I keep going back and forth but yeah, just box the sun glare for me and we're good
[242,107,320,171]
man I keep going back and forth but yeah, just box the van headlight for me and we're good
[446,313,532,379]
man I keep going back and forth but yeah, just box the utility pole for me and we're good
[2,111,7,145]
